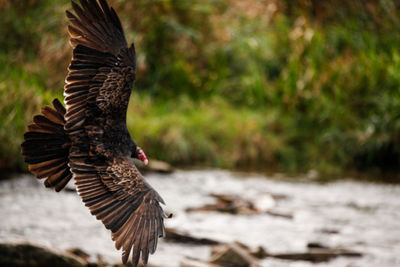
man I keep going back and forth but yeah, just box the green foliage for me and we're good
[0,55,56,170]
[127,94,281,170]
[1,0,400,179]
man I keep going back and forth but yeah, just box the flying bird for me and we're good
[21,0,167,266]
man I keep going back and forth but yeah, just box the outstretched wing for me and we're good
[64,0,136,132]
[64,1,166,265]
[76,155,166,265]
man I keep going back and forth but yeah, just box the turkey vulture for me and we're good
[21,0,167,266]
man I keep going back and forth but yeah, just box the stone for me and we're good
[210,243,260,267]
[186,194,258,215]
[165,228,221,245]
[249,246,269,259]
[180,258,223,267]
[0,242,85,267]
[66,248,90,263]
[233,242,269,259]
[270,248,363,263]
[265,210,293,219]
[307,242,329,249]
[186,193,293,219]
[317,228,340,235]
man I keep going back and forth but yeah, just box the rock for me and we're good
[210,243,260,267]
[209,194,257,214]
[249,246,269,259]
[307,242,329,249]
[66,248,90,263]
[180,242,263,267]
[233,242,269,259]
[269,193,290,201]
[227,242,268,260]
[136,159,174,174]
[186,193,293,219]
[265,210,293,219]
[180,258,223,267]
[0,242,85,267]
[269,248,363,263]
[94,254,109,267]
[186,194,258,215]
[165,228,221,245]
[317,228,340,235]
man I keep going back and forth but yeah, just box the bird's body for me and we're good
[21,1,166,266]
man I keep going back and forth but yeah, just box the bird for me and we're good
[20,0,167,266]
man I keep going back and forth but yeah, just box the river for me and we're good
[0,170,399,266]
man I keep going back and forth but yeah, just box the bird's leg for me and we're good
[135,147,148,165]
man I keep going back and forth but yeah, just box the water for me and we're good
[0,170,399,267]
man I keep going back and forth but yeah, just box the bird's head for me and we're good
[133,146,148,165]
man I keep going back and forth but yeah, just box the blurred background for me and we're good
[0,0,400,266]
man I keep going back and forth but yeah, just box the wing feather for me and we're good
[64,2,165,266]
[65,0,135,132]
[72,156,165,266]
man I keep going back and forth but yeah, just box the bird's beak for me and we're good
[136,147,148,165]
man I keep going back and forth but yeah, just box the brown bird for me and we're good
[21,0,167,266]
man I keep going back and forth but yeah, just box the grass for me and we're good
[127,94,283,170]
[1,0,400,181]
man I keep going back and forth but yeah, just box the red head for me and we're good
[135,147,148,165]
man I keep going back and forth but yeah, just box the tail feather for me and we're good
[21,99,72,192]
[29,159,66,178]
[41,106,65,125]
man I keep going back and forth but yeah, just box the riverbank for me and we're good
[1,170,399,266]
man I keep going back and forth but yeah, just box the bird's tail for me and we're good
[21,98,72,192]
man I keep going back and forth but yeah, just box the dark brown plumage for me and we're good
[21,1,166,266]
